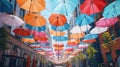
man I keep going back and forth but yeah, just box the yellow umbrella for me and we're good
[49,30,66,36]
[17,0,46,12]
[24,13,46,26]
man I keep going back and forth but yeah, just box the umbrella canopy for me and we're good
[21,38,35,43]
[78,42,89,49]
[0,0,13,13]
[30,44,41,48]
[53,36,68,41]
[0,14,25,27]
[67,39,80,45]
[90,27,108,34]
[24,13,46,27]
[70,33,85,39]
[53,44,64,48]
[50,30,66,36]
[51,22,69,31]
[49,14,67,26]
[75,14,94,26]
[82,39,96,43]
[51,0,78,16]
[70,25,91,34]
[96,17,118,27]
[80,0,107,15]
[17,0,46,12]
[25,24,46,31]
[13,28,31,36]
[102,1,120,18]
[83,34,98,40]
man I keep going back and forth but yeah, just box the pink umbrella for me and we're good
[0,13,25,27]
[96,17,118,27]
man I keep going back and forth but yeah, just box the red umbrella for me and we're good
[80,0,107,15]
[13,28,31,36]
[82,39,96,43]
[49,14,67,26]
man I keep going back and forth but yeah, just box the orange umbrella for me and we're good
[50,30,66,36]
[49,14,67,26]
[53,44,64,48]
[70,32,85,39]
[21,38,35,43]
[67,39,80,45]
[24,13,46,26]
[17,0,46,12]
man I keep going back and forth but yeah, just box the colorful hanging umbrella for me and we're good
[13,28,31,36]
[96,17,118,27]
[90,27,108,34]
[49,14,67,26]
[50,30,66,36]
[25,24,46,31]
[78,42,89,49]
[17,0,46,12]
[53,36,68,41]
[83,34,98,40]
[75,14,94,26]
[0,0,13,13]
[70,33,85,39]
[67,39,80,45]
[70,25,91,34]
[21,38,35,43]
[80,0,107,15]
[51,22,69,31]
[24,13,46,27]
[51,0,78,16]
[102,1,120,18]
[0,14,25,27]
[30,44,41,48]
[53,44,64,48]
[34,32,47,41]
[82,39,96,43]
[37,40,49,44]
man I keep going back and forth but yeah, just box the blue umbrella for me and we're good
[51,22,69,31]
[102,1,120,18]
[75,14,94,26]
[33,48,43,50]
[83,34,98,40]
[0,0,13,13]
[41,43,50,46]
[53,36,68,41]
[51,0,78,16]
[25,24,46,31]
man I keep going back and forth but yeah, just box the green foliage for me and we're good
[101,32,116,51]
[77,52,86,60]
[86,45,97,59]
[0,27,8,50]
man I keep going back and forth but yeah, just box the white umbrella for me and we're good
[90,27,108,34]
[0,13,25,27]
[70,25,91,33]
